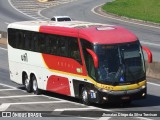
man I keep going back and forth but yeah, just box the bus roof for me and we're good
[8,21,138,44]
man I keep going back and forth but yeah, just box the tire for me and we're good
[32,75,41,95]
[81,87,90,105]
[24,73,32,93]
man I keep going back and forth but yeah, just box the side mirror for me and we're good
[142,46,152,63]
[86,49,98,68]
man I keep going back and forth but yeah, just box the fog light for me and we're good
[103,97,107,100]
[141,85,146,89]
[142,93,145,96]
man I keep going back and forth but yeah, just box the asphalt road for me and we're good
[0,0,33,31]
[0,0,160,119]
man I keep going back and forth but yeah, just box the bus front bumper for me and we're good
[89,86,146,104]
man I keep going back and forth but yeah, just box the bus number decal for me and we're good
[21,53,28,62]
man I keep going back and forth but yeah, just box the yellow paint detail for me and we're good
[95,80,146,91]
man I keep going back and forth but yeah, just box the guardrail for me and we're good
[0,31,159,80]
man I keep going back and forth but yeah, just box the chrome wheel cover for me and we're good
[33,79,37,91]
[82,89,88,102]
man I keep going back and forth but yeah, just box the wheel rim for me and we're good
[24,75,29,88]
[33,79,37,92]
[82,89,88,103]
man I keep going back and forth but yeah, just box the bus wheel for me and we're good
[81,87,90,105]
[32,75,41,95]
[24,74,32,93]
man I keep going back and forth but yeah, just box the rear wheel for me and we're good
[24,73,32,93]
[81,87,90,105]
[32,75,41,95]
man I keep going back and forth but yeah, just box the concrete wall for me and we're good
[146,61,160,79]
[0,31,7,38]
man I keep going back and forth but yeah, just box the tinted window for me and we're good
[16,31,24,49]
[57,36,68,57]
[69,39,81,63]
[24,32,32,50]
[8,29,16,48]
[8,28,81,64]
[81,39,95,79]
[57,18,71,21]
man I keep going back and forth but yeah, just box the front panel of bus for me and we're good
[82,40,146,104]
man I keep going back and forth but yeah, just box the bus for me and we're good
[7,21,152,105]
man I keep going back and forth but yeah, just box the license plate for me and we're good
[121,96,130,100]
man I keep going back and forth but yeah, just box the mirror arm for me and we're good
[86,49,98,68]
[142,46,152,63]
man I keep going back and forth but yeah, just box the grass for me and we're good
[102,0,160,23]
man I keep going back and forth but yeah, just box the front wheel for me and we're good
[81,87,90,105]
[32,75,41,95]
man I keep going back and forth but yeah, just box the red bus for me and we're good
[7,21,152,105]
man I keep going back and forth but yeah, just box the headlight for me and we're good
[100,88,110,93]
[141,85,146,89]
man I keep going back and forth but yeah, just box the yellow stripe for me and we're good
[95,80,146,91]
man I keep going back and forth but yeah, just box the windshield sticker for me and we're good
[123,51,139,59]
[120,77,124,82]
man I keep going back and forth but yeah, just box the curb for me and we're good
[37,0,48,2]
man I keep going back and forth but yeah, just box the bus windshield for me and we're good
[94,41,145,85]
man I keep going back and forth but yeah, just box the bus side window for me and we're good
[88,54,96,79]
[50,36,58,55]
[31,32,38,52]
[8,28,16,48]
[81,39,96,79]
[57,36,68,57]
[15,31,19,48]
[45,36,51,54]
[69,38,81,64]
[24,32,32,50]
[38,34,45,53]
[16,31,24,49]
